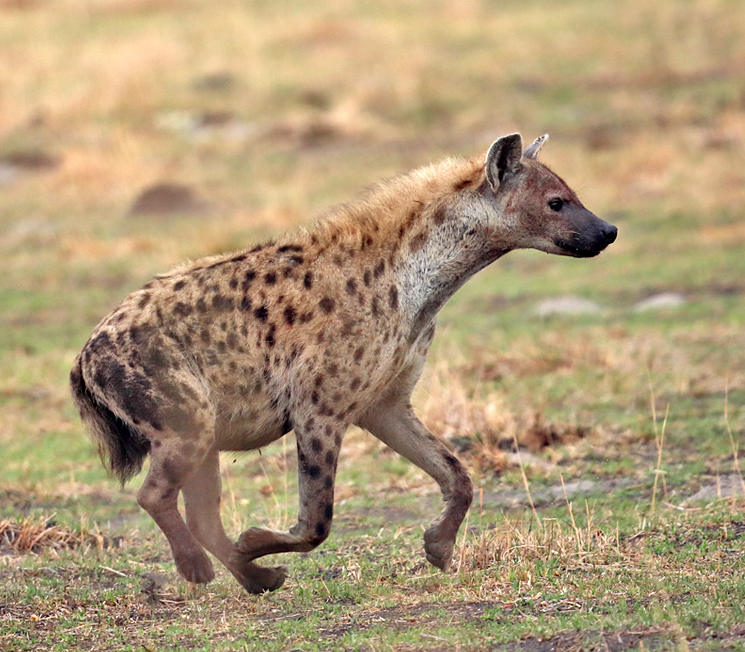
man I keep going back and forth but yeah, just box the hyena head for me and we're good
[482,133,617,257]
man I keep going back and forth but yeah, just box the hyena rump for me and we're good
[71,134,617,593]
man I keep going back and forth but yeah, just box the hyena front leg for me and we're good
[358,403,474,571]
[231,416,344,593]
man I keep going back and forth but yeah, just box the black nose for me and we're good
[601,224,618,245]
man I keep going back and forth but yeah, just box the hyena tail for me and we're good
[70,356,151,484]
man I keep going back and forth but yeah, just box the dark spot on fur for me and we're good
[249,244,265,253]
[304,272,313,289]
[173,280,186,292]
[363,270,371,287]
[93,358,162,431]
[353,346,364,363]
[324,503,333,520]
[226,332,238,349]
[325,451,335,466]
[409,231,427,252]
[277,244,303,253]
[137,293,151,309]
[289,255,303,266]
[173,302,192,317]
[350,377,361,391]
[196,298,208,313]
[453,179,471,192]
[371,297,381,317]
[300,311,314,324]
[346,278,357,295]
[326,363,338,376]
[254,305,269,322]
[311,391,319,405]
[265,324,276,348]
[433,205,447,225]
[229,277,238,290]
[373,260,385,278]
[241,296,252,311]
[445,454,460,468]
[314,374,324,388]
[311,437,323,452]
[242,270,257,292]
[307,465,321,478]
[324,475,333,489]
[284,305,297,326]
[213,294,234,311]
[319,297,335,314]
[264,272,277,285]
[389,285,398,310]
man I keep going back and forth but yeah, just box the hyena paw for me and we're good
[175,549,215,584]
[233,526,280,561]
[237,564,288,594]
[423,527,454,572]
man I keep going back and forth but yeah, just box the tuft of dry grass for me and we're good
[418,360,593,475]
[0,516,122,555]
[457,516,622,575]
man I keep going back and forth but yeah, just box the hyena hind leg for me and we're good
[136,424,216,585]
[182,449,288,594]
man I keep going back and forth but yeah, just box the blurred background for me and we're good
[1,0,745,647]
[2,0,744,493]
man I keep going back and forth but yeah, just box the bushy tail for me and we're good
[70,356,150,484]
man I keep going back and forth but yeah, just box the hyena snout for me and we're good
[556,209,618,258]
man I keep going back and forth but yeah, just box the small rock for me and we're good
[634,292,686,312]
[128,182,209,217]
[0,150,59,170]
[192,71,237,92]
[535,296,602,317]
[683,475,745,505]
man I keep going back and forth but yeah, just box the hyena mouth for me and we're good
[554,239,606,258]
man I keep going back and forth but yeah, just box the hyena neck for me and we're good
[393,190,511,340]
[314,155,511,341]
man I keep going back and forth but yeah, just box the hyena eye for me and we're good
[548,198,564,212]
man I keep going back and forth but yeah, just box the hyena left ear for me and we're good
[523,134,549,160]
[485,133,523,190]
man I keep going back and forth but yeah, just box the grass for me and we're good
[2,0,745,649]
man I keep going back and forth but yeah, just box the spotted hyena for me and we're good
[71,134,617,593]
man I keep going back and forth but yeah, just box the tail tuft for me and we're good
[70,356,150,484]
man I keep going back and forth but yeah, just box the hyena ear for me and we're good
[523,133,549,160]
[485,133,523,190]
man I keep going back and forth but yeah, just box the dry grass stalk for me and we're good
[724,387,745,500]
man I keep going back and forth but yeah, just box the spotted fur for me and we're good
[71,134,617,593]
